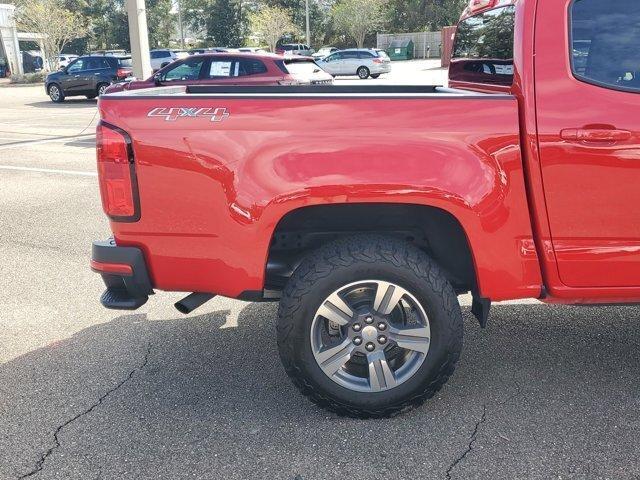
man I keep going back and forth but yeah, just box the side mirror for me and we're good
[153,74,162,86]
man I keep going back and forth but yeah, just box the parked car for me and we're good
[45,55,132,102]
[172,50,190,60]
[22,51,43,73]
[150,49,178,71]
[104,53,332,93]
[238,47,268,54]
[276,43,314,56]
[188,47,234,55]
[316,48,391,79]
[57,54,78,68]
[91,50,128,57]
[312,46,338,59]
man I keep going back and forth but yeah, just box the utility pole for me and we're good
[177,0,185,49]
[305,0,310,47]
[126,0,153,80]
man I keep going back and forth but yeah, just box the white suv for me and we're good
[150,49,177,71]
[278,44,315,56]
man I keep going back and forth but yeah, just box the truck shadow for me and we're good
[3,302,640,478]
[25,100,98,109]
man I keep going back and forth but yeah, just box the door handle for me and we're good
[561,128,632,142]
[74,74,80,78]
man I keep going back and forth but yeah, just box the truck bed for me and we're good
[98,84,541,301]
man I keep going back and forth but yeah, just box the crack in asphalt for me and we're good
[17,343,152,479]
[444,404,487,480]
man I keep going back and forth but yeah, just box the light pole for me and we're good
[125,0,152,80]
[177,0,185,49]
[305,0,310,47]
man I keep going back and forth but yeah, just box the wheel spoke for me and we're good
[373,281,408,315]
[316,338,355,376]
[389,325,431,354]
[316,292,354,326]
[367,351,397,391]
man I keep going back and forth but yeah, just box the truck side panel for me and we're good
[99,94,542,301]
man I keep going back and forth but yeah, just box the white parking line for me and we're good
[0,165,97,176]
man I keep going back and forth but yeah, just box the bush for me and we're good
[10,72,46,84]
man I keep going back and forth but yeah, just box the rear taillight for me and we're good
[373,58,383,64]
[96,122,140,222]
[116,68,130,79]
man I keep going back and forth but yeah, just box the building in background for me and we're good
[0,3,45,76]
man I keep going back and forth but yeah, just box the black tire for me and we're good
[357,66,370,79]
[277,235,463,418]
[97,83,109,97]
[370,74,380,79]
[48,83,65,103]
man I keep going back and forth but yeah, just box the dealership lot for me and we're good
[2,62,640,479]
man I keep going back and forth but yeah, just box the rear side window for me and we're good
[570,0,640,92]
[237,59,267,76]
[358,51,375,58]
[342,51,359,59]
[118,58,133,68]
[450,6,515,86]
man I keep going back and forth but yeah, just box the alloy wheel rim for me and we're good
[310,280,431,393]
[99,85,107,96]
[358,69,367,78]
[50,86,59,100]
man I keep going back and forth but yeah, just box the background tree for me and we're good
[331,0,385,48]
[15,0,87,69]
[249,6,298,51]
[146,0,177,48]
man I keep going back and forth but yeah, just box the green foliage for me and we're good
[10,71,46,83]
[20,0,469,55]
[249,5,298,51]
[332,0,385,48]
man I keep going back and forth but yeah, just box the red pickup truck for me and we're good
[91,0,640,417]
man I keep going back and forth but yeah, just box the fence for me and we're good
[376,32,442,59]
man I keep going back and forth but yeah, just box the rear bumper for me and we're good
[371,64,391,74]
[91,239,153,310]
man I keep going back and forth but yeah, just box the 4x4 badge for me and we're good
[147,107,229,122]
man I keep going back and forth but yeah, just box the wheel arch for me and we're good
[264,202,479,296]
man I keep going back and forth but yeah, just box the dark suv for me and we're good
[45,56,133,102]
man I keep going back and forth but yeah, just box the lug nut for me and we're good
[378,335,387,344]
[353,337,363,346]
[365,342,375,352]
[364,316,374,324]
[352,323,362,332]
[377,322,387,331]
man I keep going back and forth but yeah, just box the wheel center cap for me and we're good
[361,325,378,342]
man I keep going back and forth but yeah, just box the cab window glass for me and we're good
[163,59,204,81]
[450,6,515,86]
[67,59,85,72]
[571,0,640,92]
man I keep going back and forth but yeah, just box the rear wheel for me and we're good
[48,83,64,103]
[277,235,463,418]
[357,66,370,79]
[97,83,109,97]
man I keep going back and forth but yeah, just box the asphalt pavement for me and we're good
[1,65,639,480]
